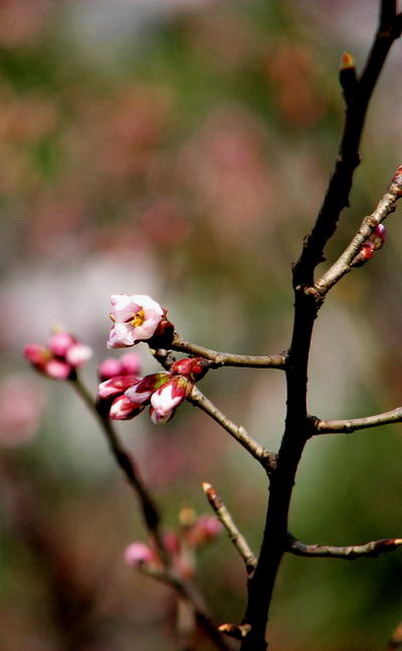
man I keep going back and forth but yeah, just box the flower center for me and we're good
[130,308,145,328]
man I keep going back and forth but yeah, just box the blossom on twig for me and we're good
[24,331,92,380]
[107,294,165,348]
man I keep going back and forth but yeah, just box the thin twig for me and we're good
[139,565,233,651]
[316,406,402,434]
[315,165,402,295]
[188,386,277,471]
[71,376,169,566]
[171,333,286,370]
[203,483,257,574]
[287,535,402,560]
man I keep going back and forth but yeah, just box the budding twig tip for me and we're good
[202,482,212,492]
[340,51,355,69]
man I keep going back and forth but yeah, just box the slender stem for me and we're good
[171,333,286,369]
[316,406,402,434]
[315,165,402,295]
[203,483,257,574]
[287,535,402,559]
[188,386,277,470]
[71,376,169,566]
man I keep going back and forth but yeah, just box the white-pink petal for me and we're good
[66,344,93,366]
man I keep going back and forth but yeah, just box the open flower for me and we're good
[107,294,164,349]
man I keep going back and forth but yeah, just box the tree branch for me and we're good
[239,5,402,649]
[316,406,402,434]
[188,386,277,471]
[71,376,169,566]
[139,565,233,651]
[171,333,286,370]
[315,165,402,295]
[287,535,402,560]
[203,482,257,574]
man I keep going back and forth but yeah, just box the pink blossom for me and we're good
[24,331,92,380]
[124,542,156,567]
[109,395,144,420]
[107,294,164,349]
[98,357,122,381]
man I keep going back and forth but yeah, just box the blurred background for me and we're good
[1,0,402,649]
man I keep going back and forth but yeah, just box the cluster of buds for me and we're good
[24,331,92,380]
[124,506,222,578]
[107,294,174,350]
[354,223,386,265]
[98,351,142,381]
[97,356,209,423]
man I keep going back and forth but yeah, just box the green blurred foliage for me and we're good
[1,1,402,649]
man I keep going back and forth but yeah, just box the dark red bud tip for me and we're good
[360,242,375,260]
[148,318,175,348]
[171,357,209,381]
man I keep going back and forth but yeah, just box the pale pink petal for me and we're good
[107,322,136,349]
[45,359,72,379]
[66,343,92,366]
[149,405,174,425]
[151,382,184,417]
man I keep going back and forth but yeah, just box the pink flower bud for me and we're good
[150,376,193,422]
[124,542,156,567]
[24,344,50,371]
[45,359,73,379]
[48,332,76,357]
[119,352,142,376]
[98,357,123,381]
[109,395,144,420]
[186,515,223,547]
[125,372,170,405]
[65,343,92,366]
[98,376,140,400]
[171,357,209,381]
[107,294,164,349]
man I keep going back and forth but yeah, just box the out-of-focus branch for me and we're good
[287,535,402,560]
[315,165,402,295]
[72,376,169,566]
[139,565,234,651]
[188,386,277,471]
[387,622,402,650]
[203,483,257,574]
[316,406,402,434]
[171,333,286,369]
